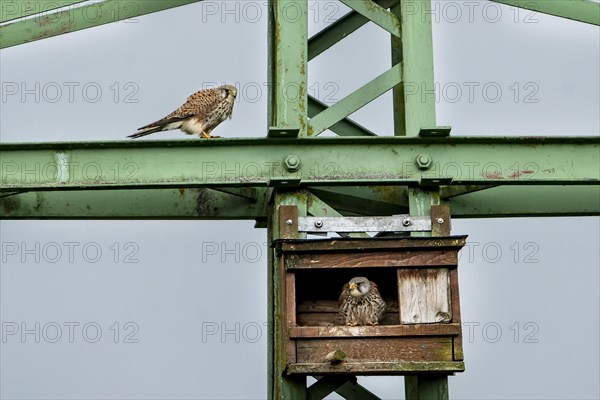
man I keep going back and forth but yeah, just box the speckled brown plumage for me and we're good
[128,85,237,139]
[339,277,386,326]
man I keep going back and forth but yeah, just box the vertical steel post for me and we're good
[398,0,450,397]
[268,1,308,398]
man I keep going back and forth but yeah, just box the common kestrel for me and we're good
[339,277,386,326]
[128,85,237,139]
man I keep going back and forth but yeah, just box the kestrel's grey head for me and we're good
[339,276,386,326]
[128,84,237,140]
[348,277,371,297]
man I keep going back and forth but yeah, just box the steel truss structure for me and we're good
[1,1,598,399]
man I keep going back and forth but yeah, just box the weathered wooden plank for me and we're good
[398,269,451,324]
[295,293,398,327]
[297,311,399,326]
[298,299,399,313]
[450,268,463,361]
[285,272,297,364]
[278,236,467,252]
[287,361,465,375]
[286,273,297,326]
[296,337,453,363]
[290,324,461,338]
[286,250,457,269]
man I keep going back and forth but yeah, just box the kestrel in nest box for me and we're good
[339,277,386,326]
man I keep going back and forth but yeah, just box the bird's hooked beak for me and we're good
[231,88,237,98]
[349,282,361,297]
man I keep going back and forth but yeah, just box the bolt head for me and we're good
[402,218,412,227]
[314,220,323,228]
[415,154,432,170]
[284,155,300,172]
[286,219,293,226]
[437,218,444,224]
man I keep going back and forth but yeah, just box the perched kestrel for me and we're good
[339,277,386,326]
[128,85,237,139]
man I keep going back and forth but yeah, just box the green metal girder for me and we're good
[0,188,270,219]
[1,137,598,191]
[307,192,370,237]
[309,186,407,215]
[339,0,401,38]
[268,2,309,398]
[398,0,436,137]
[4,185,598,219]
[270,0,308,137]
[0,1,87,24]
[406,375,449,400]
[269,190,308,399]
[307,96,377,137]
[0,0,203,49]
[490,0,600,26]
[307,0,399,61]
[448,185,600,218]
[308,64,403,136]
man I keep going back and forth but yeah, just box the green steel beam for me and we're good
[307,95,377,137]
[307,376,349,400]
[448,185,600,218]
[339,0,401,38]
[269,190,308,399]
[0,188,270,219]
[405,375,449,400]
[390,1,404,136]
[399,0,436,137]
[307,192,370,237]
[490,0,600,26]
[268,2,308,398]
[308,63,402,136]
[269,0,308,137]
[309,186,407,215]
[0,1,87,24]
[1,137,598,191]
[400,2,446,394]
[307,0,399,61]
[0,0,203,49]
[3,185,599,220]
[441,185,497,199]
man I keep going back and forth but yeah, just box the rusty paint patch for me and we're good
[178,188,185,196]
[508,170,535,179]
[482,172,503,179]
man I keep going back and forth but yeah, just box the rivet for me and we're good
[286,219,293,226]
[402,218,412,227]
[437,218,444,224]
[314,220,323,228]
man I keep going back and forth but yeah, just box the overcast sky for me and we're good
[1,1,599,399]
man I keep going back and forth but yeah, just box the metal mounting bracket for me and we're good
[298,215,431,233]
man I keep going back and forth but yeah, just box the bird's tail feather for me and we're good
[127,126,163,139]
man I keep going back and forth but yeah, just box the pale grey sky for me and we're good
[1,1,599,399]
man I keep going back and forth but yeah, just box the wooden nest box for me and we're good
[275,206,467,375]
